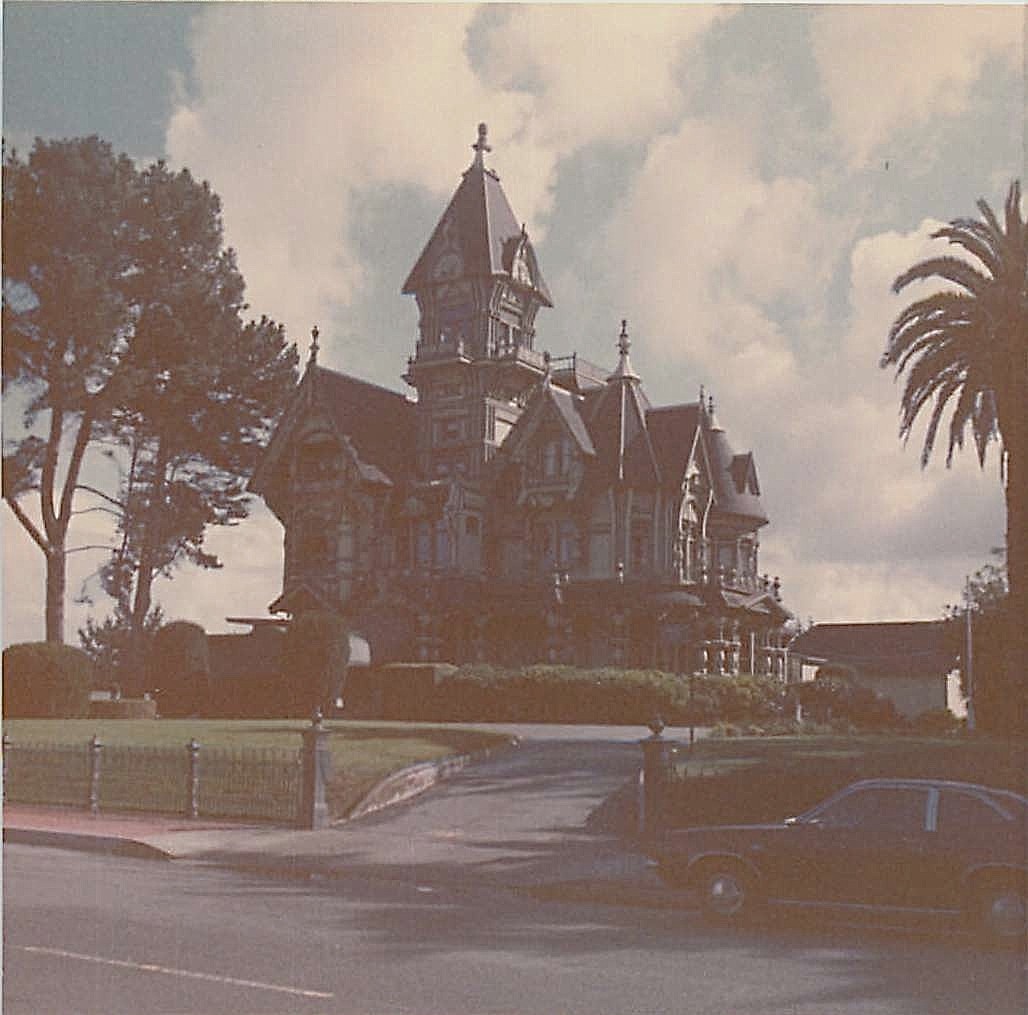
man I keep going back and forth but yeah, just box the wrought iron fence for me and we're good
[2,736,302,824]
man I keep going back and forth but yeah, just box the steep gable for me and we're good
[250,364,416,520]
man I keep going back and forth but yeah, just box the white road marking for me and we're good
[20,946,334,1000]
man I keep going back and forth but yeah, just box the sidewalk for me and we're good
[3,730,687,909]
[3,801,679,908]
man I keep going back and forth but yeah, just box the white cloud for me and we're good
[599,118,846,400]
[165,5,732,357]
[477,5,727,150]
[811,6,1024,166]
[757,219,1006,623]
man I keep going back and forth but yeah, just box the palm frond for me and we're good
[884,183,1022,479]
[892,255,991,297]
[921,376,962,467]
[931,222,1001,277]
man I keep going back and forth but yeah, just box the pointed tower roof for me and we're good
[586,321,659,487]
[402,124,553,305]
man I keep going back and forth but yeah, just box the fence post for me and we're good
[299,709,331,830]
[187,739,201,819]
[639,717,676,842]
[2,733,9,805]
[89,735,103,815]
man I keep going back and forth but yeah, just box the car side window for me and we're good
[936,790,1010,834]
[814,787,928,833]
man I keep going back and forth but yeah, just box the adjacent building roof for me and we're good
[789,622,957,677]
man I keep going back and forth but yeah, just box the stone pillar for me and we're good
[300,710,331,830]
[186,739,201,819]
[89,736,103,815]
[639,717,677,841]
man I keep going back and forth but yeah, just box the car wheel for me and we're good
[699,865,756,922]
[975,883,1027,946]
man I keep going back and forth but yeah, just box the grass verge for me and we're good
[3,719,513,821]
[665,733,1025,828]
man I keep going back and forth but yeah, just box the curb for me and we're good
[3,827,174,861]
[342,735,520,822]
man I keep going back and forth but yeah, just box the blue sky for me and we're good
[2,3,1022,645]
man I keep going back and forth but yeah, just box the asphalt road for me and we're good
[5,845,1025,1015]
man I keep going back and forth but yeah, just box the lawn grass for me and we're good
[665,733,1025,828]
[3,719,513,820]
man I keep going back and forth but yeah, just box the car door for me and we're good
[795,785,932,906]
[923,788,1023,910]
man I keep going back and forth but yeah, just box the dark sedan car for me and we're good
[652,778,1026,944]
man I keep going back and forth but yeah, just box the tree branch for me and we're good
[4,494,50,553]
[75,484,126,511]
[58,404,98,529]
[70,505,122,519]
[64,543,118,556]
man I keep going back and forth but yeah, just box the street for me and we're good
[5,845,1025,1015]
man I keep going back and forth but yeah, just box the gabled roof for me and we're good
[549,383,596,455]
[502,378,596,461]
[250,365,416,504]
[402,132,552,305]
[312,367,416,482]
[789,621,957,677]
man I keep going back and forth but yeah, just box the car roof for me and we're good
[844,777,1026,803]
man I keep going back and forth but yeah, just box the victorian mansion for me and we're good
[250,125,792,676]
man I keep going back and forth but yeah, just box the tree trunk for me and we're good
[45,543,66,643]
[1003,439,1026,732]
[127,435,169,693]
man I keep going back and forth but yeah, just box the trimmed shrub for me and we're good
[88,697,157,720]
[282,610,350,717]
[346,663,787,725]
[790,670,905,731]
[149,621,210,717]
[2,642,94,718]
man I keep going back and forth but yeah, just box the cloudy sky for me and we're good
[2,3,1022,646]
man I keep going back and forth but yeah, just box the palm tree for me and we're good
[882,180,1026,730]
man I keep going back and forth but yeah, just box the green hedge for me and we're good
[344,664,786,725]
[2,642,94,718]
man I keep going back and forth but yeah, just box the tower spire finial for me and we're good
[309,325,320,365]
[607,318,639,382]
[472,122,491,169]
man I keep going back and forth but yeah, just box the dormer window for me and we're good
[534,436,574,482]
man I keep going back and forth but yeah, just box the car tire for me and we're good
[974,882,1027,947]
[698,864,758,923]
